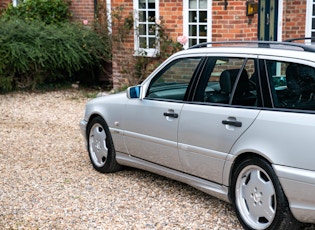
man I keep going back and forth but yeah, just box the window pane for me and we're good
[189,25,197,36]
[139,37,147,48]
[139,0,146,9]
[199,0,207,9]
[189,39,197,46]
[148,0,155,9]
[148,24,155,35]
[139,24,146,35]
[149,37,156,48]
[200,11,207,22]
[189,11,197,22]
[199,25,207,36]
[146,58,202,100]
[202,57,257,106]
[139,11,146,22]
[148,11,156,21]
[189,0,197,9]
[267,60,315,110]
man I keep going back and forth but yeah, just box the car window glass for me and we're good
[202,57,257,106]
[266,60,315,110]
[146,57,202,101]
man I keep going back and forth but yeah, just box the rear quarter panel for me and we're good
[228,110,315,171]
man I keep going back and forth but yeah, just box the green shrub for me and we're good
[1,0,71,24]
[0,19,111,92]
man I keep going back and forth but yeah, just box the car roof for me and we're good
[175,40,315,62]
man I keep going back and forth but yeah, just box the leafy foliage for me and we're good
[0,18,111,92]
[1,0,71,25]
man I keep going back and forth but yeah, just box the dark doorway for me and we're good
[258,0,279,41]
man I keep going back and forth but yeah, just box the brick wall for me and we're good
[0,0,11,10]
[282,0,307,41]
[69,0,95,23]
[212,0,258,41]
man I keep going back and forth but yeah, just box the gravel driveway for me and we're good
[0,90,313,229]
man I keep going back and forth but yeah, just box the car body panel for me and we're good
[81,92,128,154]
[115,151,230,203]
[178,103,260,183]
[273,165,315,223]
[230,110,315,170]
[123,99,183,170]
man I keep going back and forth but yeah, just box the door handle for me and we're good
[222,120,242,127]
[164,112,178,118]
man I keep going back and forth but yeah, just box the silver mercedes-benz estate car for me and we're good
[80,41,315,230]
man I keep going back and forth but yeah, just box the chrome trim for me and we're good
[124,130,177,148]
[116,152,230,203]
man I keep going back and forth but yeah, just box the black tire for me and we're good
[86,116,122,173]
[231,157,300,230]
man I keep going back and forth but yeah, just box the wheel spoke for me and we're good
[89,124,108,167]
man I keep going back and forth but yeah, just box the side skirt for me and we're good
[116,152,230,203]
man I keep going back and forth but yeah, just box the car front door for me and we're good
[124,56,204,171]
[178,56,261,183]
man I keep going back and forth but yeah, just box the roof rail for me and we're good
[284,37,315,42]
[188,40,315,52]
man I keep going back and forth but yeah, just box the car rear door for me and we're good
[178,56,261,183]
[124,56,205,171]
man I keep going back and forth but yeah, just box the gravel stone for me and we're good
[0,90,313,229]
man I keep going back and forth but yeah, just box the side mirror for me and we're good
[127,85,141,99]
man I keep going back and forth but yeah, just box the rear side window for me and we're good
[146,57,202,101]
[266,60,315,111]
[199,57,257,106]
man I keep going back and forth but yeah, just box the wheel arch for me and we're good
[86,114,105,135]
[227,152,273,202]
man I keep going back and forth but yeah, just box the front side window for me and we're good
[184,0,211,48]
[266,60,315,110]
[146,57,202,101]
[134,0,159,56]
[200,57,257,106]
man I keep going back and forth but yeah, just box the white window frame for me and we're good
[306,0,314,44]
[183,0,212,49]
[133,0,160,57]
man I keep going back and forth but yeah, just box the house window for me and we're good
[184,0,211,48]
[134,0,159,57]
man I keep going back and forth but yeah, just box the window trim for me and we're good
[133,0,160,57]
[306,0,314,43]
[183,0,212,49]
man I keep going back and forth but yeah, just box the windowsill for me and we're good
[133,48,159,57]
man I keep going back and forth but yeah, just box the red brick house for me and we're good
[1,0,313,90]
[109,0,313,89]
